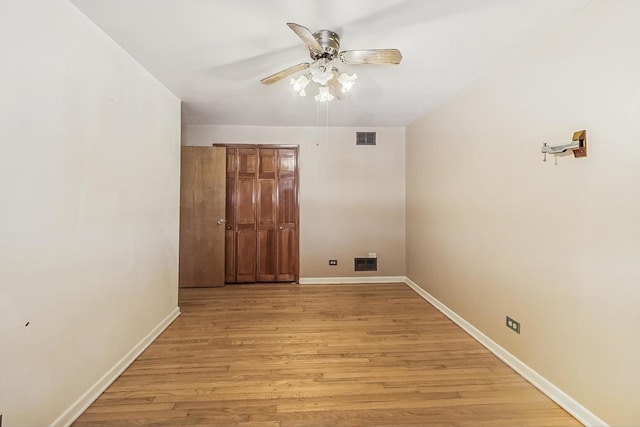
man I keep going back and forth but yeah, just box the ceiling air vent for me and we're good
[356,132,376,146]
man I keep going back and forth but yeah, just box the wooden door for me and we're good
[257,149,277,281]
[275,148,298,281]
[224,149,236,283]
[226,147,258,283]
[179,146,226,287]
[223,145,299,284]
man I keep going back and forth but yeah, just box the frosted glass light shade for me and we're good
[290,75,309,96]
[310,65,334,85]
[338,72,358,93]
[314,86,334,102]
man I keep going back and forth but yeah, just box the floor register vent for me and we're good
[356,132,376,145]
[354,257,377,271]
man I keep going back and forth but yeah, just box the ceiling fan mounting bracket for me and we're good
[310,30,340,61]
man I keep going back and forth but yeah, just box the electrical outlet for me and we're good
[506,316,521,334]
[329,259,337,266]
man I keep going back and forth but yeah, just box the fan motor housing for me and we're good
[311,30,340,60]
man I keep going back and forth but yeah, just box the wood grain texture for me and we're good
[257,149,277,282]
[274,148,298,282]
[73,284,581,426]
[233,149,258,282]
[223,145,299,284]
[225,150,237,283]
[179,146,226,287]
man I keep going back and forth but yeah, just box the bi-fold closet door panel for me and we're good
[225,147,258,283]
[257,148,277,282]
[276,149,297,282]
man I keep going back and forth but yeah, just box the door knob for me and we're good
[226,225,233,230]
[279,225,284,230]
[217,218,226,225]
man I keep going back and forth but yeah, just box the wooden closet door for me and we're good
[223,145,298,284]
[228,147,258,283]
[276,148,298,282]
[257,149,277,282]
[179,146,226,287]
[224,149,237,283]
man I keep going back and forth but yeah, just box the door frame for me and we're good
[214,144,300,284]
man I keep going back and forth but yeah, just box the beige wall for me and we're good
[182,125,406,279]
[0,1,181,425]
[406,0,640,425]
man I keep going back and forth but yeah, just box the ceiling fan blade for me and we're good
[339,49,403,65]
[260,62,310,85]
[287,23,323,53]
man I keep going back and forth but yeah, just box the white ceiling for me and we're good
[70,0,591,127]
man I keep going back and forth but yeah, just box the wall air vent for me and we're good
[356,132,376,146]
[354,257,377,271]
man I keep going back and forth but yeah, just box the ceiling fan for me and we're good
[261,23,402,102]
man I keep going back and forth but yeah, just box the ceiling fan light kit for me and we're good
[289,59,358,102]
[261,23,402,103]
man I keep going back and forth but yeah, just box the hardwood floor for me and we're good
[74,284,581,426]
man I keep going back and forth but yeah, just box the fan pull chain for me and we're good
[325,100,329,146]
[316,100,320,146]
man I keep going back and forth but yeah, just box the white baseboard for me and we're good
[404,277,607,427]
[299,276,406,285]
[52,307,181,427]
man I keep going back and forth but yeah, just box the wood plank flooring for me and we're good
[73,284,581,426]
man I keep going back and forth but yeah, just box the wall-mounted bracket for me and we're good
[541,130,587,162]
